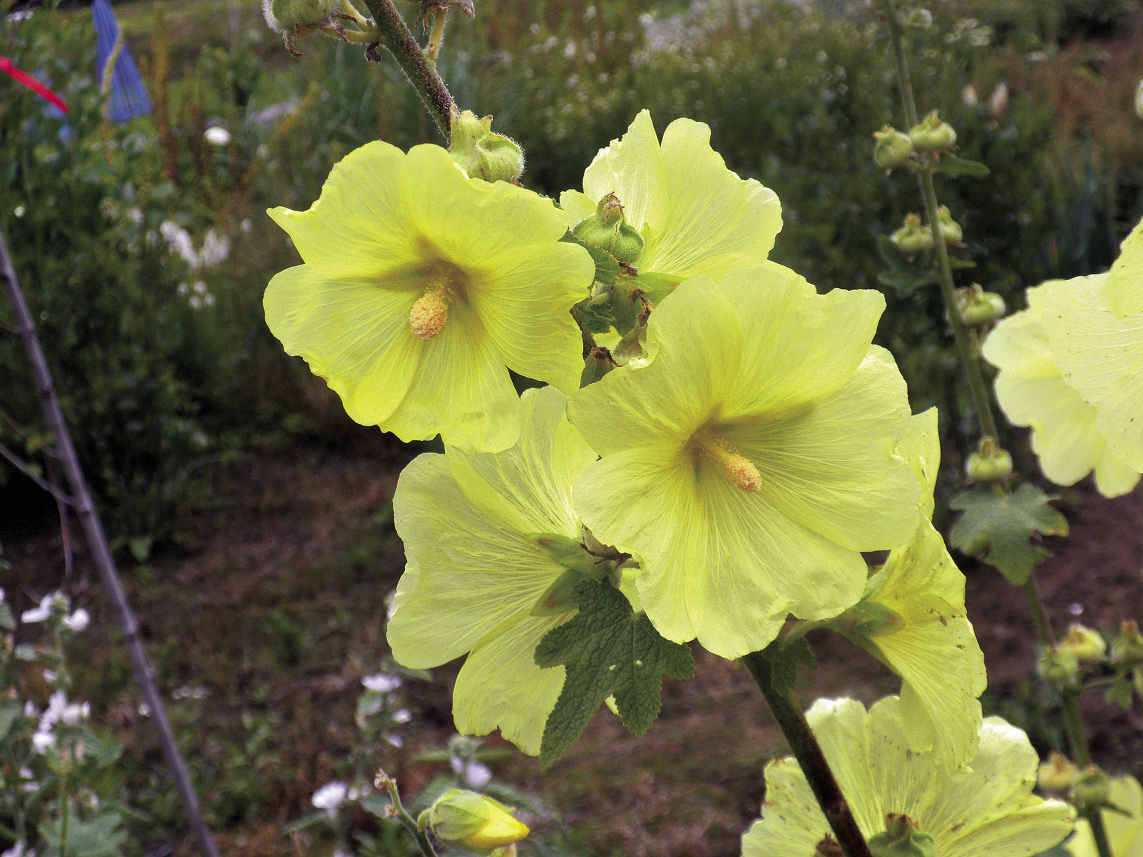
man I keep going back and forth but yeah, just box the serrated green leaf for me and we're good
[1104,673,1136,709]
[534,579,693,768]
[948,484,1068,584]
[877,234,936,296]
[573,297,615,335]
[932,155,990,178]
[39,813,128,857]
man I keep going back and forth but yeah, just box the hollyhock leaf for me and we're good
[1105,217,1143,317]
[265,142,593,451]
[949,484,1068,584]
[534,578,694,768]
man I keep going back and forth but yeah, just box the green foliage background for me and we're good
[2,0,1140,546]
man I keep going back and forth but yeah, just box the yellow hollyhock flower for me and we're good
[1067,776,1143,857]
[560,110,781,299]
[567,265,919,660]
[1105,217,1143,317]
[265,142,595,452]
[983,281,1140,496]
[386,386,599,754]
[742,696,1075,857]
[831,409,987,774]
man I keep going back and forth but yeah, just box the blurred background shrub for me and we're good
[2,0,1141,548]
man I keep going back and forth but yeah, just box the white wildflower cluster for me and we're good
[358,670,408,748]
[28,691,90,754]
[19,591,88,631]
[311,780,360,817]
[158,221,231,309]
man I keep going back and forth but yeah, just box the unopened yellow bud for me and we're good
[409,280,452,341]
[1059,623,1107,664]
[1111,620,1143,667]
[1038,751,1078,793]
[1070,766,1113,811]
[425,789,529,854]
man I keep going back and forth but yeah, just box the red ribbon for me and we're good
[0,56,69,113]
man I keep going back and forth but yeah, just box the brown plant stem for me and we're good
[360,0,457,140]
[0,230,221,857]
[743,651,874,857]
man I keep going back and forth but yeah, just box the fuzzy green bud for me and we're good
[1070,766,1113,811]
[572,194,645,265]
[1059,623,1107,664]
[1111,620,1143,667]
[966,437,1013,483]
[890,213,934,254]
[957,285,1006,326]
[909,110,957,151]
[1038,751,1079,793]
[873,126,915,169]
[1037,645,1080,688]
[424,789,529,854]
[936,205,963,244]
[868,814,937,857]
[449,111,525,183]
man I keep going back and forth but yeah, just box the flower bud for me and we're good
[1038,751,1079,793]
[1070,766,1113,811]
[873,126,915,169]
[263,0,340,49]
[890,213,934,255]
[909,110,957,151]
[1111,620,1143,667]
[424,789,529,854]
[965,437,1012,483]
[1037,645,1080,688]
[1059,623,1107,664]
[868,814,937,857]
[936,205,963,245]
[449,111,525,184]
[957,285,1006,326]
[572,194,645,265]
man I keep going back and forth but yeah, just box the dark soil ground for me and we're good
[3,421,1142,857]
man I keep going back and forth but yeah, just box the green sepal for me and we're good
[529,534,603,616]
[534,578,694,768]
[568,237,622,291]
[929,155,990,178]
[877,235,975,296]
[949,484,1068,584]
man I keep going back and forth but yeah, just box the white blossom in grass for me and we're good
[63,608,90,632]
[312,781,349,817]
[451,758,492,790]
[32,731,55,754]
[21,593,61,624]
[204,125,231,147]
[361,673,402,693]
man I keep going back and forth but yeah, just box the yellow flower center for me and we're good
[698,437,761,492]
[409,274,455,341]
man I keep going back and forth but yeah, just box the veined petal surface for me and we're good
[265,142,593,451]
[387,388,599,753]
[566,110,781,281]
[742,696,1074,857]
[569,269,917,659]
[1106,216,1143,317]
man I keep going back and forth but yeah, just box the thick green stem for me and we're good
[376,772,440,857]
[359,0,457,141]
[1060,690,1116,857]
[743,651,873,857]
[1022,577,1055,648]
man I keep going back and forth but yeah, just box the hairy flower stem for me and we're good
[360,0,457,141]
[376,772,440,857]
[743,651,874,857]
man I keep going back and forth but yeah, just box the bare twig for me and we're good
[0,229,220,857]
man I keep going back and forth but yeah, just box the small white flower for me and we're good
[21,594,57,624]
[361,673,402,694]
[312,781,349,815]
[2,840,35,857]
[12,205,25,219]
[23,701,36,718]
[384,733,404,748]
[392,708,412,725]
[63,608,90,632]
[199,230,230,267]
[0,587,6,602]
[32,731,55,753]
[61,702,89,727]
[451,758,492,789]
[204,125,231,146]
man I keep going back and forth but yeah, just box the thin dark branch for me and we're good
[0,439,74,505]
[0,229,221,857]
